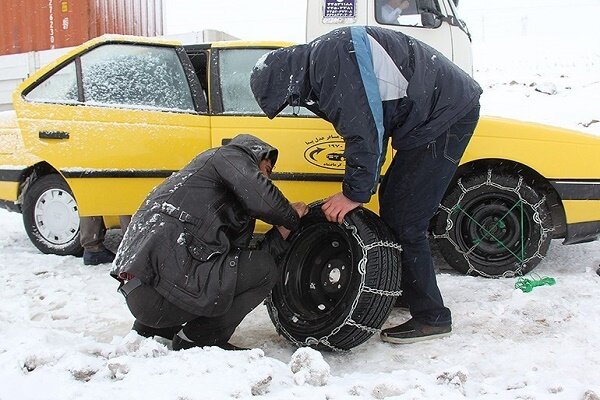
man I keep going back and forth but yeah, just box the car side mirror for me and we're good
[421,12,442,28]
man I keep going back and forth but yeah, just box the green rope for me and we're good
[515,274,556,293]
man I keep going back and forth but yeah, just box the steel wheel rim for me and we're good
[455,192,532,265]
[283,223,356,324]
[33,188,80,245]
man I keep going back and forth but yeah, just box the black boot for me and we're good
[172,333,248,351]
[381,318,451,344]
[132,320,181,340]
[172,334,198,351]
[83,248,116,265]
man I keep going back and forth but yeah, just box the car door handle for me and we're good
[39,130,70,140]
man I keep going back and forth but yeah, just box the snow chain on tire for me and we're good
[267,206,402,351]
[434,169,553,278]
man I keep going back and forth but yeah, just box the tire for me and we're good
[22,174,83,256]
[267,205,402,351]
[434,169,552,278]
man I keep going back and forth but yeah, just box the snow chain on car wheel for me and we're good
[434,169,553,278]
[267,205,402,351]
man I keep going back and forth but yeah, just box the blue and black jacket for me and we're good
[250,26,482,203]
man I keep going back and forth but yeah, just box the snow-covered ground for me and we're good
[2,208,600,399]
[2,2,600,399]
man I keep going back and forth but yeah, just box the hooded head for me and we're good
[227,134,278,167]
[250,45,312,119]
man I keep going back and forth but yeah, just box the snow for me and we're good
[0,110,17,126]
[2,2,600,398]
[254,51,271,71]
[2,206,600,399]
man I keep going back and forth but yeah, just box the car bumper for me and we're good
[550,180,600,244]
[0,167,24,212]
[563,220,600,245]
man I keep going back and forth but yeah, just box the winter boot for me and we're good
[83,248,116,265]
[132,320,181,340]
[172,330,248,351]
[380,318,451,344]
[172,334,197,351]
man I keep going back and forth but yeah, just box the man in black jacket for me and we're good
[112,135,307,350]
[251,26,482,344]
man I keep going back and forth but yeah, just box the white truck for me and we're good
[306,0,473,74]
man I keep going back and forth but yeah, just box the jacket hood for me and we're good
[227,134,279,167]
[250,45,312,119]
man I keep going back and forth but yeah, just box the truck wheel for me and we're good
[434,169,552,278]
[22,174,83,256]
[267,205,402,351]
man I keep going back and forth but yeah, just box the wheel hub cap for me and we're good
[34,188,79,245]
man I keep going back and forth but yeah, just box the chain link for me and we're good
[362,286,403,297]
[346,319,381,334]
[363,240,403,252]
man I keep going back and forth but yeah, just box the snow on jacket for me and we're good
[250,26,482,204]
[111,134,299,317]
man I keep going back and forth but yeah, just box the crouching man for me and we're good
[111,134,307,350]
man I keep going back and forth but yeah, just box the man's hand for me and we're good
[291,202,309,218]
[277,202,309,240]
[321,192,362,224]
[277,225,292,240]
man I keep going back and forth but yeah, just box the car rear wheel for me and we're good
[434,169,552,278]
[22,174,83,256]
[267,205,402,351]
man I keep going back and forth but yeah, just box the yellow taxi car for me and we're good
[0,35,599,277]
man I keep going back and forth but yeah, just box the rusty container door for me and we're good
[52,0,92,49]
[89,0,163,38]
[0,0,92,55]
[0,0,163,56]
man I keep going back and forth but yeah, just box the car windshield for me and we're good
[218,48,313,116]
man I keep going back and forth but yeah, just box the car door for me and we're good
[15,41,211,216]
[209,46,392,231]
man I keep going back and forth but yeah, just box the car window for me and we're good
[80,44,195,112]
[219,48,313,117]
[25,62,79,104]
[375,0,443,28]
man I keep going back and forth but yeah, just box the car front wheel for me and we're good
[22,174,83,256]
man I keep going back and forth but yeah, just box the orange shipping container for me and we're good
[0,0,164,56]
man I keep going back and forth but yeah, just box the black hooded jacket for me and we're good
[112,135,299,317]
[251,26,482,203]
